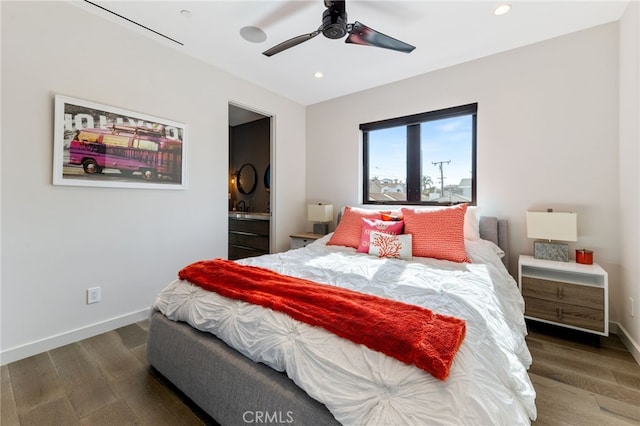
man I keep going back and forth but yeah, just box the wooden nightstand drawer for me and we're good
[523,296,605,332]
[290,233,323,250]
[521,277,604,310]
[291,238,311,249]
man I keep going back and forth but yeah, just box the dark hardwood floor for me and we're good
[1,320,214,426]
[1,319,639,425]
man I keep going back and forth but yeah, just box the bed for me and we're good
[147,206,536,425]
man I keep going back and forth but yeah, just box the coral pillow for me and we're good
[357,219,404,253]
[327,207,382,248]
[369,231,412,260]
[401,204,471,263]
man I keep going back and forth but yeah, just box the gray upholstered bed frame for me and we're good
[148,311,339,425]
[147,217,509,425]
[479,216,510,269]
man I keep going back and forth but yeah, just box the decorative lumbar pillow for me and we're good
[401,204,471,263]
[368,231,412,260]
[357,218,405,253]
[327,207,382,249]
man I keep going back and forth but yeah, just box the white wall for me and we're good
[0,1,306,363]
[307,22,639,354]
[618,1,640,361]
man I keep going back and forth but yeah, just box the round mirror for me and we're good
[264,165,270,191]
[237,163,257,194]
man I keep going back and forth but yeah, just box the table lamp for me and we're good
[526,209,577,262]
[307,204,333,235]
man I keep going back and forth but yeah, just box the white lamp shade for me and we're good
[307,204,334,222]
[526,211,577,242]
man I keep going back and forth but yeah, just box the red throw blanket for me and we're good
[179,259,466,380]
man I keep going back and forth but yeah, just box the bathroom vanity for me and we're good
[228,212,270,260]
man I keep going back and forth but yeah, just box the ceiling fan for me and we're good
[262,0,415,57]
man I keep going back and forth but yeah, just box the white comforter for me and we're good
[153,236,537,425]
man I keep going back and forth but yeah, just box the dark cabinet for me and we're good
[229,217,270,260]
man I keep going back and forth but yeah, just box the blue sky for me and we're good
[368,115,473,187]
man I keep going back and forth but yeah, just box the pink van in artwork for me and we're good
[68,124,182,181]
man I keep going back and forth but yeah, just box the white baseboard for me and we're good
[610,321,640,365]
[0,308,150,366]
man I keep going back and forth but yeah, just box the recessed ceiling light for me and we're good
[494,4,511,16]
[180,9,192,18]
[240,26,267,43]
[314,72,324,79]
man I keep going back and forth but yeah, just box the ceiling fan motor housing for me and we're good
[322,6,347,39]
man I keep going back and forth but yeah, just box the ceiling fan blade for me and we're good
[345,21,415,53]
[262,30,321,57]
[254,2,316,30]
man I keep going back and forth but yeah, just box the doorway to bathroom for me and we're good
[228,103,273,259]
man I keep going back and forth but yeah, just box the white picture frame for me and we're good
[53,94,187,190]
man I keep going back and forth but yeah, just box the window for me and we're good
[362,103,477,206]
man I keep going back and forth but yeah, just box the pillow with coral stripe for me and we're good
[327,207,383,248]
[401,204,471,263]
[357,218,404,253]
[381,211,403,221]
[369,231,412,260]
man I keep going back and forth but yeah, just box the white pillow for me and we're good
[368,231,412,260]
[464,206,480,241]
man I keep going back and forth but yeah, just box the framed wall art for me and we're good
[53,94,187,189]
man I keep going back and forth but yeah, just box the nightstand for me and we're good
[518,255,608,336]
[289,233,323,249]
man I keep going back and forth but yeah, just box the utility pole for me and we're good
[432,160,450,197]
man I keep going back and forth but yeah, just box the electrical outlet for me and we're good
[87,287,101,304]
[630,297,635,318]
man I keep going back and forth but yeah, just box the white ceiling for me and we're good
[71,1,629,106]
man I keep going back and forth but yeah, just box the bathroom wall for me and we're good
[229,117,271,213]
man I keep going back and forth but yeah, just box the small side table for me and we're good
[518,254,608,336]
[290,233,324,249]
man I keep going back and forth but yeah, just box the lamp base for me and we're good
[534,241,569,262]
[313,223,329,235]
